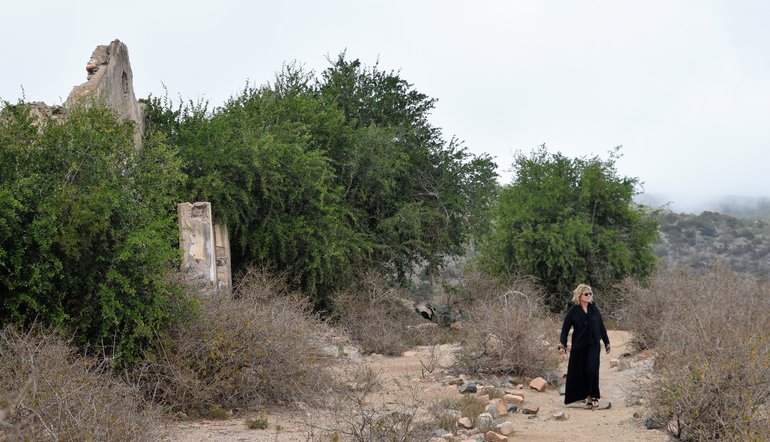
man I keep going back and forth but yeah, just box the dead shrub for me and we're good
[452,275,560,376]
[133,268,337,415]
[621,264,770,441]
[330,273,424,355]
[308,366,433,442]
[0,326,160,441]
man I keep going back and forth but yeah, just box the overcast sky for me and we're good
[3,1,769,207]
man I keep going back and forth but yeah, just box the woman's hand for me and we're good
[558,345,567,359]
[605,343,611,354]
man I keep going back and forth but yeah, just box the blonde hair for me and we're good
[572,283,593,304]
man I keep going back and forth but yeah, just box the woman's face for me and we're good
[580,289,593,304]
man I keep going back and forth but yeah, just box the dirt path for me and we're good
[167,330,668,441]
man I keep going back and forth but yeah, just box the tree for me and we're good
[0,102,186,364]
[481,145,658,309]
[319,54,498,279]
[146,56,499,305]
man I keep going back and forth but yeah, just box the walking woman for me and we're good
[558,283,610,409]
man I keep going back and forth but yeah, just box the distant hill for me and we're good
[649,209,770,279]
[637,193,770,218]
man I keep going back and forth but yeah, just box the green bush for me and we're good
[145,56,498,306]
[479,146,658,309]
[0,102,185,364]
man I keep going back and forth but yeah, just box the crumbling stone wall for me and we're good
[65,39,146,151]
[177,202,232,294]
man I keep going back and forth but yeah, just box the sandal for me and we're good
[585,399,594,409]
[592,399,599,409]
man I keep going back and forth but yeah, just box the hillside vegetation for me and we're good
[652,210,770,279]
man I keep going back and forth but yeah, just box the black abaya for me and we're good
[560,303,610,405]
[564,341,601,404]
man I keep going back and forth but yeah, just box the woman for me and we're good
[558,283,610,409]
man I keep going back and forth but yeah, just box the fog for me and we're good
[636,193,770,217]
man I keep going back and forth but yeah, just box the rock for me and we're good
[475,394,490,403]
[457,417,473,429]
[432,428,451,437]
[645,416,664,430]
[496,421,515,436]
[558,384,566,395]
[633,411,642,418]
[617,357,632,371]
[460,382,477,394]
[506,405,519,413]
[610,358,619,367]
[484,403,499,418]
[489,398,508,416]
[503,394,524,404]
[485,431,509,442]
[476,413,494,431]
[521,405,540,415]
[551,410,568,421]
[529,377,548,392]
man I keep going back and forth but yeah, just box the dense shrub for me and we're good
[0,326,160,441]
[479,146,659,309]
[132,268,337,415]
[620,265,770,440]
[145,56,498,306]
[0,102,185,364]
[452,273,560,376]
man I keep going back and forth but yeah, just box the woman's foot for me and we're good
[585,398,594,409]
[592,398,599,409]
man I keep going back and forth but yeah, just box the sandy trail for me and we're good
[167,330,668,441]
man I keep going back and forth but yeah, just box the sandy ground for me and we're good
[166,330,669,441]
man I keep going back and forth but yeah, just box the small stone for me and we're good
[496,421,515,436]
[645,416,664,430]
[558,384,566,396]
[610,358,619,367]
[633,411,642,418]
[475,394,490,404]
[457,417,473,429]
[489,398,508,416]
[529,377,548,392]
[432,428,451,437]
[460,382,477,394]
[503,394,524,404]
[551,410,568,421]
[485,431,509,442]
[521,405,540,415]
[476,413,494,430]
[506,404,519,413]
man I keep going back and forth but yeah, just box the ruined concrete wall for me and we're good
[65,39,146,151]
[177,202,232,294]
[213,223,232,292]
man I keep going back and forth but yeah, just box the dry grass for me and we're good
[132,267,338,416]
[0,326,160,442]
[620,264,770,441]
[330,273,428,356]
[307,365,434,442]
[451,273,560,376]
